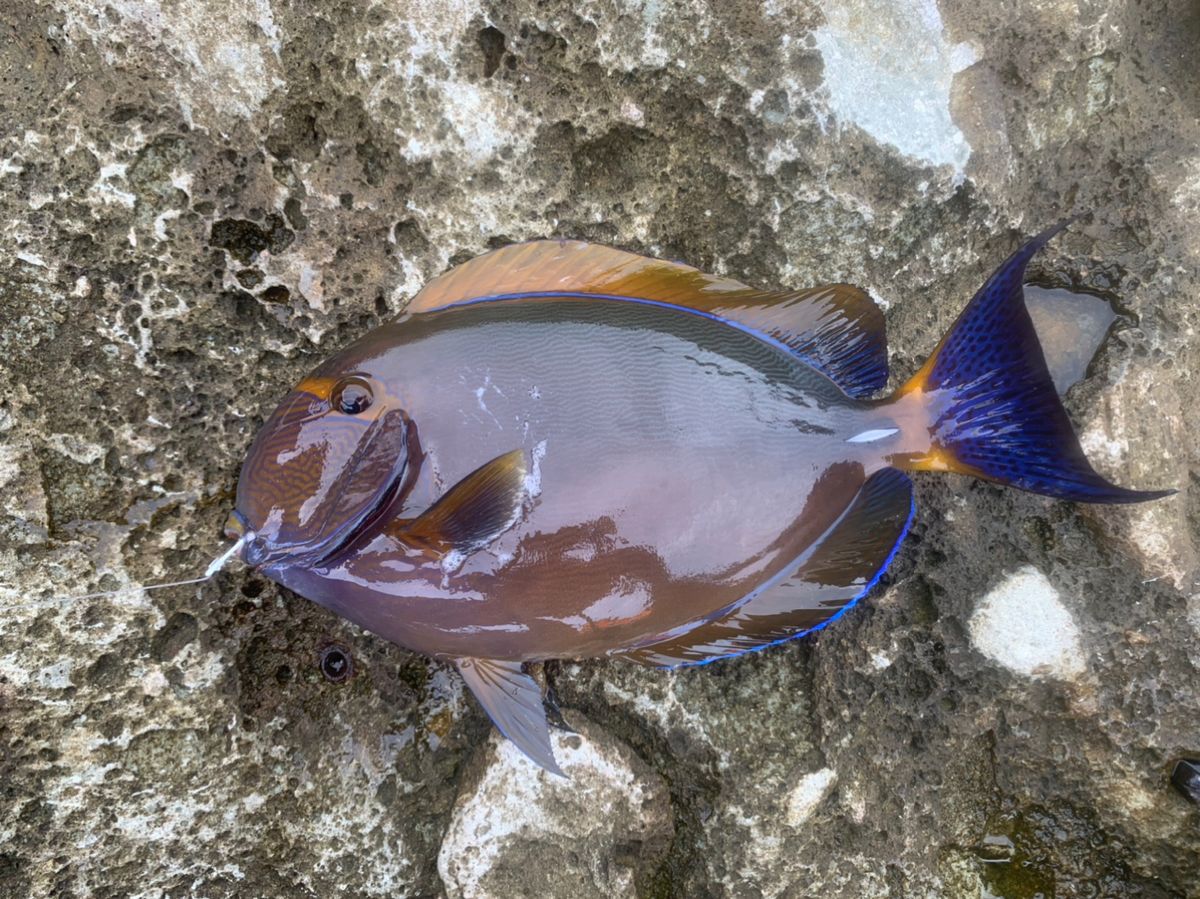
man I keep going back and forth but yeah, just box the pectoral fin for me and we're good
[455,657,565,777]
[391,448,527,557]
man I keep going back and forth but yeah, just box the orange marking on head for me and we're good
[296,376,339,400]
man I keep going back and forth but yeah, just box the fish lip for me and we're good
[305,409,421,568]
[248,466,406,571]
[240,410,414,571]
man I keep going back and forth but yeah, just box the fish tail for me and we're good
[888,220,1172,504]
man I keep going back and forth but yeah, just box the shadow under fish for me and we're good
[221,221,1172,775]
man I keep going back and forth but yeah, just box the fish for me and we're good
[223,222,1171,775]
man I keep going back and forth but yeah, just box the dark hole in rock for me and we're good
[478,26,506,78]
[260,285,290,304]
[283,195,308,230]
[236,268,263,288]
[210,215,294,263]
[86,652,123,688]
[319,643,354,683]
[109,104,139,124]
[393,218,430,257]
[1024,283,1118,395]
[210,219,271,263]
[152,612,198,663]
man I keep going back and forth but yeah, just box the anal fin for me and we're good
[455,657,565,777]
[625,469,914,668]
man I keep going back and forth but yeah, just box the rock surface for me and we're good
[1,0,1198,896]
[438,717,672,898]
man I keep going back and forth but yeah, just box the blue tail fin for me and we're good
[893,221,1172,504]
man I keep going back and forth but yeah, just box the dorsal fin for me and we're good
[408,241,888,398]
[623,468,914,668]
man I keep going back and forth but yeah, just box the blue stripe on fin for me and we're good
[624,468,915,669]
[896,220,1174,503]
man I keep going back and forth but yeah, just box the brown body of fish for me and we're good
[226,228,1170,773]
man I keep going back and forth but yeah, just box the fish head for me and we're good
[228,351,416,569]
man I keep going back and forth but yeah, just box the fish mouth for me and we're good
[241,408,418,571]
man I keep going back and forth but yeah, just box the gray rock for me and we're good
[438,717,672,898]
[1,0,1197,895]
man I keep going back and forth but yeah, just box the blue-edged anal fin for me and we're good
[455,657,566,777]
[389,448,527,558]
[624,468,914,668]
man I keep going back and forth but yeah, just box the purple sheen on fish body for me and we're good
[228,233,1171,773]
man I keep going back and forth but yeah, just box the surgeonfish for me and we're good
[223,222,1170,774]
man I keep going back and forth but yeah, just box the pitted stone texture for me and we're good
[1,0,1198,895]
[438,717,672,898]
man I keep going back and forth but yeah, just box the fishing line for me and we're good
[3,534,249,610]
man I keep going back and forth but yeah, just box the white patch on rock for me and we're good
[357,0,532,170]
[969,566,1087,680]
[45,433,105,464]
[140,669,169,697]
[438,718,671,899]
[813,0,976,173]
[785,767,837,826]
[16,250,47,267]
[36,660,76,691]
[61,0,285,124]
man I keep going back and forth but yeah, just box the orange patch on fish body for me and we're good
[228,225,1171,773]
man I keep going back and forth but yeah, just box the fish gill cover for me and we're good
[0,0,1196,896]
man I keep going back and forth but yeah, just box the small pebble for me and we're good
[1170,759,1200,804]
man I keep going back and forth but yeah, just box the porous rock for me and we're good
[1,0,1197,895]
[438,717,672,899]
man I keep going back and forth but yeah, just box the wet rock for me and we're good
[438,717,672,898]
[1024,285,1118,394]
[1,0,1198,895]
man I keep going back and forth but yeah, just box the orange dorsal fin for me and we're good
[407,241,888,397]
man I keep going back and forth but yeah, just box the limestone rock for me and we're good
[438,717,672,899]
[1,0,1197,895]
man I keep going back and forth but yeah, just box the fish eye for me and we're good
[332,377,373,415]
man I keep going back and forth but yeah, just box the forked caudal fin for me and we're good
[890,220,1173,504]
